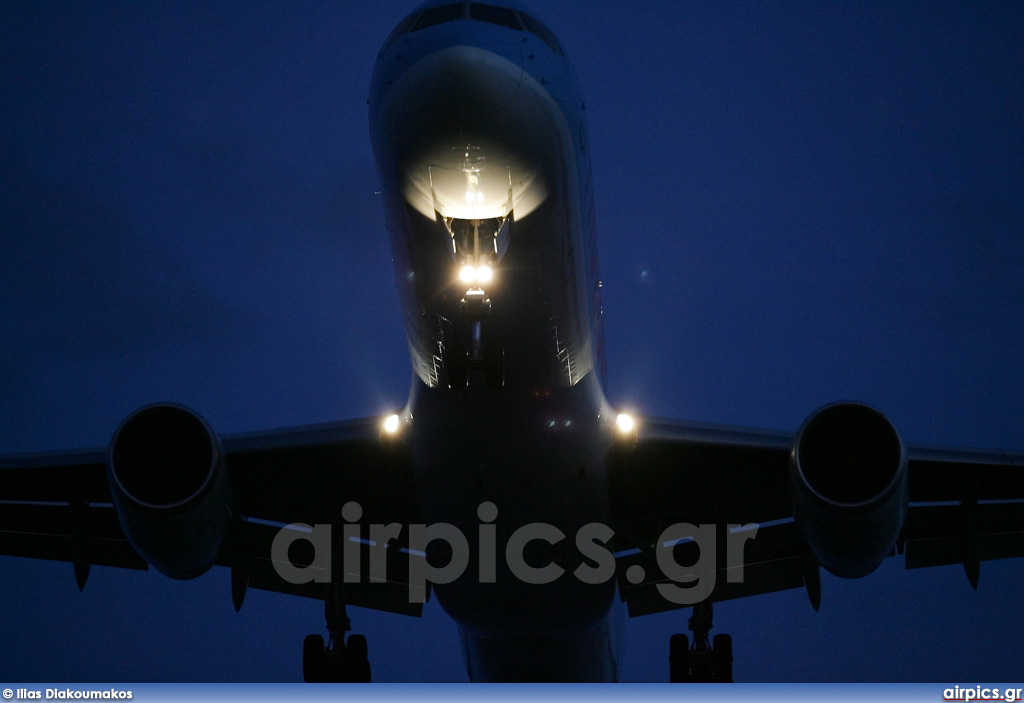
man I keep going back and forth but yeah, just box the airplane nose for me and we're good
[374,45,553,223]
[379,44,525,142]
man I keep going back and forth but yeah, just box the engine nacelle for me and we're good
[791,402,908,578]
[108,404,232,579]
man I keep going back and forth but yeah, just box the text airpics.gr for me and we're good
[944,687,1024,702]
[270,501,760,604]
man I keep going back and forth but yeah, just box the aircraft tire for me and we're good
[669,633,690,683]
[303,634,325,683]
[347,634,368,659]
[713,633,733,682]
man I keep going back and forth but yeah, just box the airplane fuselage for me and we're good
[369,1,620,681]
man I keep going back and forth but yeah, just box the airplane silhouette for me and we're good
[2,0,1022,682]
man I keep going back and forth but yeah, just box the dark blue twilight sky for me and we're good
[2,1,1023,683]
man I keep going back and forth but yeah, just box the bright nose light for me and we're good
[615,413,635,434]
[459,265,494,284]
[383,414,400,434]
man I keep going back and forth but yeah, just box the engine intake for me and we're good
[108,404,232,579]
[791,402,908,578]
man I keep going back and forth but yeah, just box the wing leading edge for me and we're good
[4,407,1022,623]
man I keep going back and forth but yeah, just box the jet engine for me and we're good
[790,402,908,578]
[108,404,232,579]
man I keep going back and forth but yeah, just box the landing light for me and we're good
[615,413,635,434]
[458,265,494,285]
[383,414,401,435]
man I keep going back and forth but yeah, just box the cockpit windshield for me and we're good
[413,3,464,32]
[516,10,563,55]
[469,4,521,31]
[379,2,564,58]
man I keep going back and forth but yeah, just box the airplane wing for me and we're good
[609,407,1024,617]
[0,414,426,616]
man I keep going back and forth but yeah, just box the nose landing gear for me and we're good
[446,290,504,391]
[444,217,506,391]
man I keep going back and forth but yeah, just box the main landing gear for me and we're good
[669,602,733,683]
[303,586,371,682]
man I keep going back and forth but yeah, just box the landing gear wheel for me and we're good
[303,634,325,683]
[713,633,733,682]
[669,633,690,683]
[346,634,371,682]
[319,636,370,683]
[352,659,371,682]
[347,634,368,660]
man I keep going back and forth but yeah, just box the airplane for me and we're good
[2,0,1023,683]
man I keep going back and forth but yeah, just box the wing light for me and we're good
[615,413,635,434]
[382,413,401,435]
